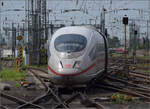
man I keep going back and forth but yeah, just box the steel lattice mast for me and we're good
[26,0,47,65]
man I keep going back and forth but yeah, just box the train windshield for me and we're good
[54,34,87,52]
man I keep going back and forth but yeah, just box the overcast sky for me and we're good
[0,0,150,41]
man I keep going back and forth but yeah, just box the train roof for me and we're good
[83,25,98,31]
[53,26,100,37]
[60,25,98,31]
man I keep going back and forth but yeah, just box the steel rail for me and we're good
[1,65,149,108]
[30,68,106,109]
[130,71,150,77]
[54,92,106,109]
[0,68,60,109]
[0,92,44,109]
[110,66,150,76]
[129,73,150,80]
[28,69,69,109]
[94,102,106,109]
[16,103,45,109]
[105,78,150,94]
[28,69,48,90]
[131,78,150,84]
[13,68,67,109]
[127,86,150,95]
[109,67,150,83]
[0,92,27,105]
[79,92,105,109]
[28,68,48,74]
[53,93,80,109]
[0,105,9,109]
[107,76,150,90]
[15,87,50,108]
[28,68,50,80]
[0,71,46,109]
[95,84,150,100]
[103,81,150,98]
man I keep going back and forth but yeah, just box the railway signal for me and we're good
[123,15,128,55]
[122,15,129,74]
[133,30,137,64]
[17,35,23,41]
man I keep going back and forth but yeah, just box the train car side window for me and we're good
[89,46,96,60]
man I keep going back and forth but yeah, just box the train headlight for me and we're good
[73,61,81,69]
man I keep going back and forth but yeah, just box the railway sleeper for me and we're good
[53,91,102,109]
[107,76,150,90]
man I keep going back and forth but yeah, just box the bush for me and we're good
[0,69,26,81]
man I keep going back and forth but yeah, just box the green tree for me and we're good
[107,36,120,48]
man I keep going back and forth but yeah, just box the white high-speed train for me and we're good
[47,26,108,86]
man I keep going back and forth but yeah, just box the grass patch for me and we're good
[0,68,26,81]
[111,93,136,104]
[15,82,21,88]
[145,70,150,74]
[136,56,150,60]
[111,53,122,57]
[115,72,129,79]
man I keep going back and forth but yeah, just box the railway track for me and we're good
[28,68,106,109]
[109,55,150,64]
[104,58,150,100]
[2,59,14,68]
[27,68,150,105]
[105,76,150,100]
[109,62,150,84]
[115,70,150,84]
[0,68,106,109]
[0,105,9,109]
[0,64,150,109]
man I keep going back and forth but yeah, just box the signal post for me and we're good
[122,15,129,75]
[16,35,23,71]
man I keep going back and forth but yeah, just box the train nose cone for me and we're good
[57,68,81,76]
[55,60,81,75]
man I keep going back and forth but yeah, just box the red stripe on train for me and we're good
[48,63,96,76]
